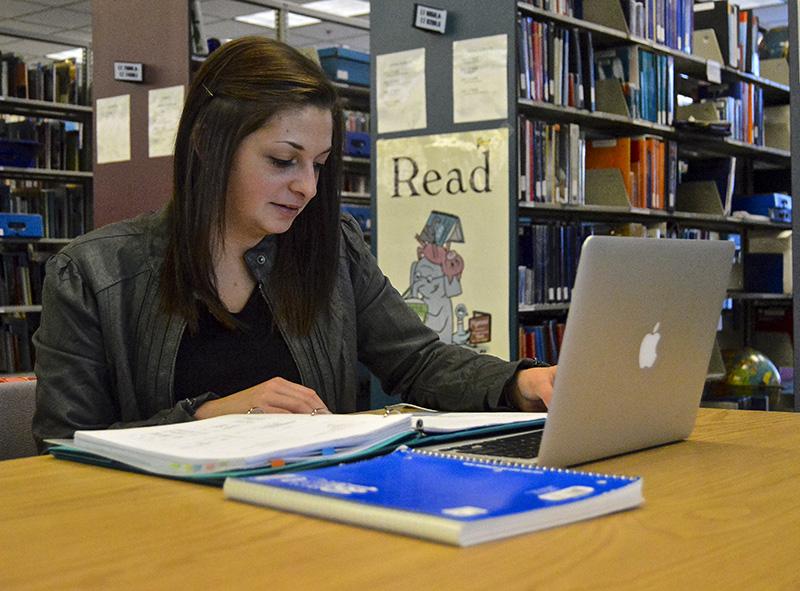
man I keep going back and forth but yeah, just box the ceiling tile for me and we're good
[0,0,373,65]
[67,1,92,13]
[24,0,84,5]
[0,0,44,20]
[59,27,91,43]
[289,34,368,54]
[0,18,59,36]
[203,19,278,40]
[16,7,90,28]
[1,37,79,59]
[200,0,265,20]
[753,5,789,29]
[290,20,368,40]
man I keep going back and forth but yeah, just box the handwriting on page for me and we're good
[83,414,411,459]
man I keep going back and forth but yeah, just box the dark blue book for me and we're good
[223,447,643,546]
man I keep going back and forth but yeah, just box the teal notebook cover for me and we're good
[223,447,643,546]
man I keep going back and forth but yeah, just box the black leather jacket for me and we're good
[32,210,541,448]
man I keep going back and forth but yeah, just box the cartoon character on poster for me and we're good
[403,211,491,349]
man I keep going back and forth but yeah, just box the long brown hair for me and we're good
[160,36,343,335]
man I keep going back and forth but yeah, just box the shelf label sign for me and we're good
[413,4,447,34]
[114,62,144,83]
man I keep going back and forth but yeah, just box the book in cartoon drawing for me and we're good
[404,211,491,349]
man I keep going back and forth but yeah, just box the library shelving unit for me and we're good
[791,0,800,415]
[0,33,93,375]
[514,1,794,411]
[265,0,373,217]
[371,0,797,411]
[335,82,373,237]
[335,82,370,206]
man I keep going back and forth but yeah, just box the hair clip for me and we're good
[201,82,214,97]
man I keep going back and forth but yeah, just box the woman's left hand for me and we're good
[510,365,557,410]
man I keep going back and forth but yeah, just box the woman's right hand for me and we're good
[193,377,329,419]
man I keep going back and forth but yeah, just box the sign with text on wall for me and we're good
[376,128,511,360]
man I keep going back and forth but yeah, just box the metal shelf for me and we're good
[518,202,791,232]
[333,82,370,107]
[518,99,790,166]
[727,292,792,303]
[0,166,92,182]
[0,96,92,121]
[0,237,72,246]
[519,292,791,315]
[516,2,790,103]
[0,305,42,314]
[342,155,370,166]
[341,191,371,204]
[518,99,673,137]
[519,303,570,313]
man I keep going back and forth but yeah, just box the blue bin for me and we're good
[0,139,39,168]
[318,47,370,87]
[344,131,370,157]
[0,213,44,238]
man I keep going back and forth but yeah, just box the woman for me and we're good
[32,37,555,449]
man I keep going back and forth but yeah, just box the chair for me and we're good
[0,379,38,460]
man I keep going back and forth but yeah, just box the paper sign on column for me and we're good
[96,94,131,164]
[375,128,511,359]
[376,48,427,134]
[149,85,184,158]
[453,34,508,124]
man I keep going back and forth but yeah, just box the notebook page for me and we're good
[418,412,547,433]
[73,414,413,467]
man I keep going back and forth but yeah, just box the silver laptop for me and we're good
[430,235,734,467]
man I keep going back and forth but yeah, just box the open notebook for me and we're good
[48,411,546,483]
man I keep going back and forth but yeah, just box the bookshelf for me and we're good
[0,33,93,375]
[371,0,797,411]
[337,82,372,237]
[791,1,800,414]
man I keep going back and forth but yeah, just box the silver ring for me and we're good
[246,407,264,414]
[310,407,324,416]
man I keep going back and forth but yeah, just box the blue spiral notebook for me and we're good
[223,446,643,546]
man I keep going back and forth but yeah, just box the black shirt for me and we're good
[173,287,301,399]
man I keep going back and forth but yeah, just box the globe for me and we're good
[724,348,781,392]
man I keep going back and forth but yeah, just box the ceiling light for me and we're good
[302,0,370,17]
[735,0,786,9]
[45,48,85,63]
[235,10,321,29]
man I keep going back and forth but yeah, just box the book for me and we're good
[694,1,739,68]
[52,412,546,481]
[223,447,644,546]
[585,137,632,200]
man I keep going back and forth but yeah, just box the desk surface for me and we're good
[2,408,799,590]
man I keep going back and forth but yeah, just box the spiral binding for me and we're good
[407,446,638,481]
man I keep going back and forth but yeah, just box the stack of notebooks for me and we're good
[49,412,644,546]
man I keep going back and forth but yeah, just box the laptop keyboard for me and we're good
[440,430,544,460]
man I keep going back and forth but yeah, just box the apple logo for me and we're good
[639,322,661,369]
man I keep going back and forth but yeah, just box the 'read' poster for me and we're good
[376,128,511,360]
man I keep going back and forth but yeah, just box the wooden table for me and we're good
[2,408,799,590]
